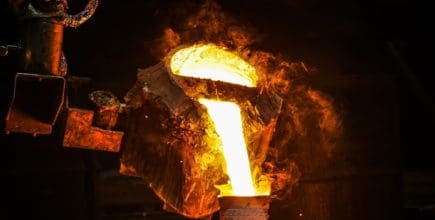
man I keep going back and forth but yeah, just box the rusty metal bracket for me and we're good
[63,108,123,152]
[5,72,65,135]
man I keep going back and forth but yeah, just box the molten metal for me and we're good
[199,99,255,196]
[170,43,269,196]
[169,44,258,87]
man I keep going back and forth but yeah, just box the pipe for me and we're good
[0,43,22,57]
[22,19,64,75]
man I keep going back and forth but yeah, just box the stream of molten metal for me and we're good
[198,99,256,196]
[170,44,266,196]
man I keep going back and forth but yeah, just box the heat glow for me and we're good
[198,99,255,195]
[169,44,267,196]
[169,44,258,87]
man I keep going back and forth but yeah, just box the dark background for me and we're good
[1,0,434,219]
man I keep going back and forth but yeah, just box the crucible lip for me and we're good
[164,44,261,103]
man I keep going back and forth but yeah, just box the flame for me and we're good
[169,43,268,196]
[169,44,258,87]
